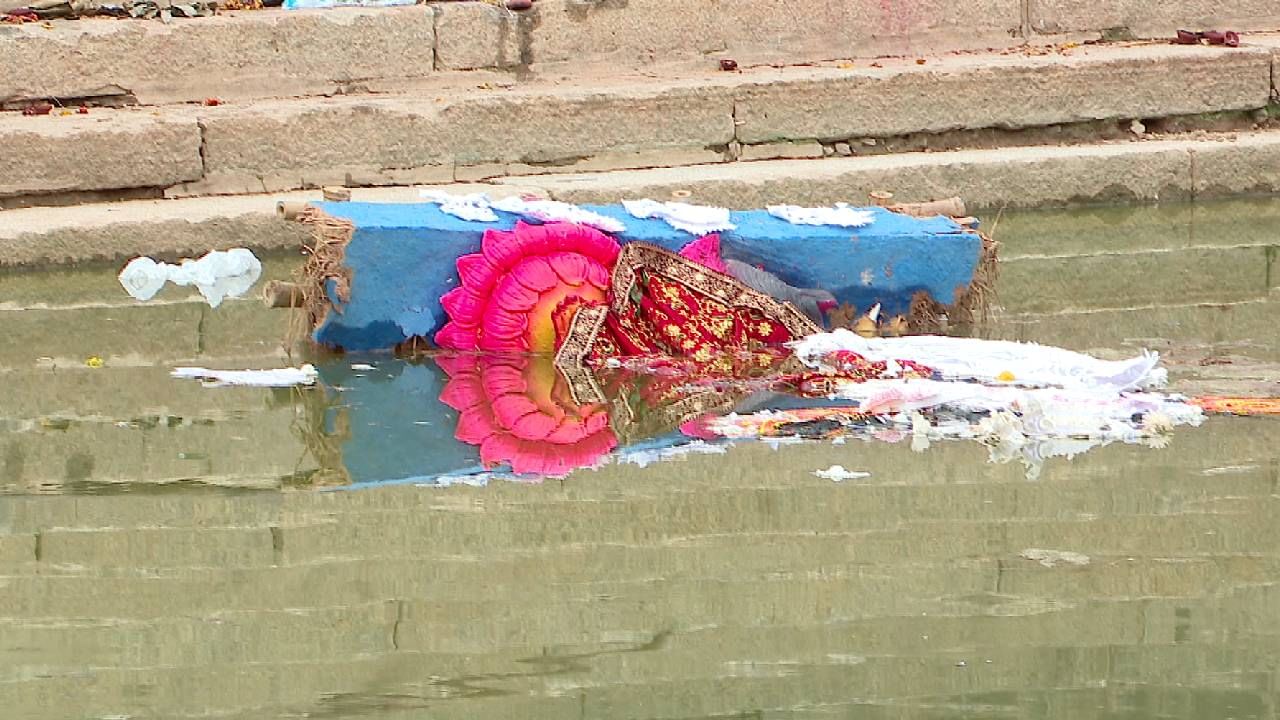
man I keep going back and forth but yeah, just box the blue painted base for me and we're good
[310,202,982,352]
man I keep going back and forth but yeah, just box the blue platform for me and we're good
[310,202,982,352]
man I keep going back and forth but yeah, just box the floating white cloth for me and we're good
[791,330,1167,391]
[812,465,871,482]
[171,364,318,388]
[418,190,500,222]
[119,249,262,309]
[1020,548,1091,567]
[491,196,626,233]
[622,199,735,236]
[767,203,876,228]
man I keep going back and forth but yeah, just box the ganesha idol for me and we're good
[293,196,993,362]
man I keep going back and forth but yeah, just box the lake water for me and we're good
[1,198,1278,719]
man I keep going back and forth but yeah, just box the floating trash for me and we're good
[119,248,262,308]
[171,365,318,388]
[812,465,871,482]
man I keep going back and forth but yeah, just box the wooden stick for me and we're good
[322,186,352,202]
[889,197,967,218]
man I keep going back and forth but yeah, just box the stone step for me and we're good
[0,6,439,107]
[3,2,1279,109]
[0,41,1273,206]
[503,129,1280,208]
[5,128,1280,267]
[0,183,544,266]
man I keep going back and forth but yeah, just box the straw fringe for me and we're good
[909,230,999,333]
[289,207,355,350]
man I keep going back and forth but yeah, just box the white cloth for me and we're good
[791,330,1167,391]
[491,196,626,233]
[622,199,735,236]
[415,191,627,232]
[171,364,318,388]
[812,465,871,482]
[418,190,500,222]
[767,203,876,228]
[119,248,262,308]
[698,377,1201,481]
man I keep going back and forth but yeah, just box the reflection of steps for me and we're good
[0,363,311,492]
[0,256,297,366]
[0,257,311,492]
[1,437,1278,717]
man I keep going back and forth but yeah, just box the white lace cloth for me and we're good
[491,196,626,233]
[622,199,735,235]
[418,190,499,222]
[416,191,627,233]
[767,203,876,228]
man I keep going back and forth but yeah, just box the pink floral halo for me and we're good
[435,221,621,354]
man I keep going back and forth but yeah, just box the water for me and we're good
[1,198,1278,719]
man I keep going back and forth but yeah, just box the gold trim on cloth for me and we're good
[554,242,821,371]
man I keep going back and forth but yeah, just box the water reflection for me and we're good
[439,353,618,476]
[1,199,1279,720]
[304,354,742,487]
[298,346,1207,489]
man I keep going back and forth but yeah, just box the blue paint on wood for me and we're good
[311,201,981,351]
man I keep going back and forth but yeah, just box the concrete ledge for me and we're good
[732,45,1273,143]
[503,131,1280,209]
[1,1,1277,115]
[1191,132,1280,198]
[4,132,1280,268]
[0,112,201,197]
[1029,0,1280,37]
[434,1,526,71]
[188,85,735,194]
[0,192,318,268]
[3,42,1272,201]
[505,138,1214,209]
[0,185,544,268]
[0,7,438,106]
[492,0,1024,67]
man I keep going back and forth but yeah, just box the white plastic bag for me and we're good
[119,249,263,308]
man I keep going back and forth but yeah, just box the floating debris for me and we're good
[1020,548,1091,568]
[119,248,262,308]
[171,365,318,388]
[813,465,871,482]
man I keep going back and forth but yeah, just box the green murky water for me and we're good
[1,198,1279,719]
